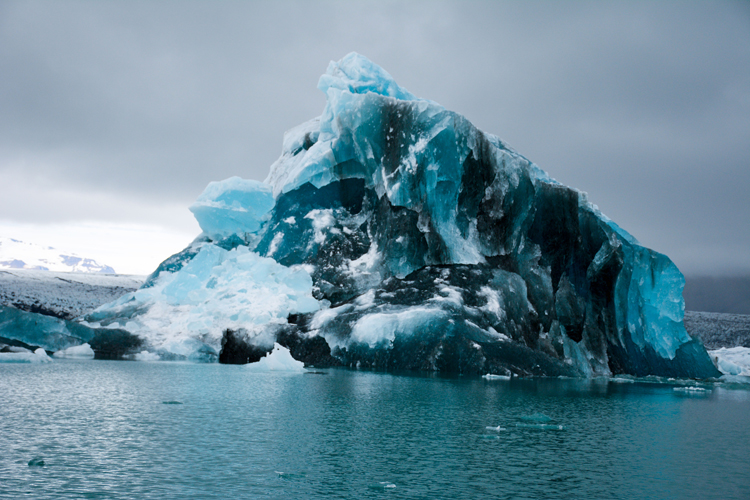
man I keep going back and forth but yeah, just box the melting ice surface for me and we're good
[87,53,719,379]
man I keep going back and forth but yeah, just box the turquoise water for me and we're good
[1,361,748,499]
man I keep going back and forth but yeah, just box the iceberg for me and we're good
[709,347,750,377]
[0,347,52,363]
[53,343,95,359]
[86,53,719,378]
[245,343,306,372]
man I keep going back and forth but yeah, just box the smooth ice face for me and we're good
[189,177,274,240]
[85,245,319,361]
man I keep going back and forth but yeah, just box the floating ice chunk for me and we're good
[485,425,507,432]
[0,347,51,363]
[610,376,635,384]
[482,373,511,381]
[245,343,305,372]
[673,386,710,393]
[368,481,397,491]
[54,343,95,358]
[189,177,274,240]
[709,347,750,377]
[128,351,161,362]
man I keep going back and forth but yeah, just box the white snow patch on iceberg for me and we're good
[86,245,320,361]
[245,343,305,372]
[305,209,336,244]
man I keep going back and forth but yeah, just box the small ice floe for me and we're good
[673,386,710,393]
[610,376,635,384]
[368,482,396,490]
[124,350,161,362]
[485,425,507,432]
[53,343,94,359]
[482,373,511,381]
[246,343,305,372]
[0,348,52,363]
[275,471,306,480]
[516,413,563,430]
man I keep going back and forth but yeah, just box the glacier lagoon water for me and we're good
[1,361,748,500]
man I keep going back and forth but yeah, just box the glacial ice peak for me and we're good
[318,52,419,101]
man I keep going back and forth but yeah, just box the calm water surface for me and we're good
[1,360,748,499]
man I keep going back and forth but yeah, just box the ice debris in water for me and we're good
[127,351,161,362]
[245,343,305,372]
[0,347,51,363]
[86,52,720,379]
[673,386,709,393]
[54,343,95,359]
[483,374,511,381]
[485,425,507,432]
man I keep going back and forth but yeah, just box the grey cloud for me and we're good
[0,0,748,274]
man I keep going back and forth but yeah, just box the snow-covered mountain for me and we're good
[0,237,115,274]
[0,268,144,320]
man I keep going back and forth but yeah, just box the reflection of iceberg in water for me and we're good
[85,53,719,379]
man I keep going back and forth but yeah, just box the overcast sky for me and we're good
[1,0,748,275]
